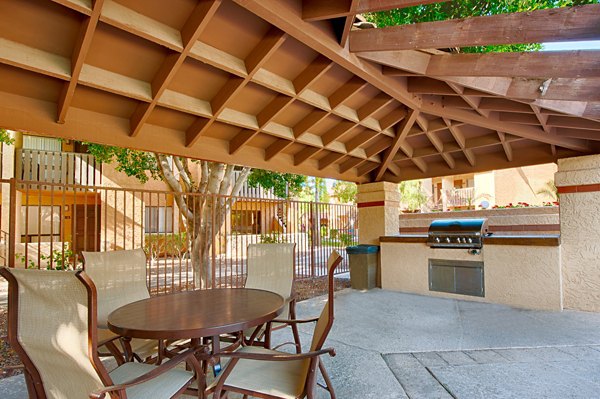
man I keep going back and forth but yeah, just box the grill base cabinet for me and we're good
[429,259,484,297]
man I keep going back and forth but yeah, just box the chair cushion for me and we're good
[208,346,309,399]
[109,362,193,399]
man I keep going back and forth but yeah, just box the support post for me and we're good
[356,182,400,245]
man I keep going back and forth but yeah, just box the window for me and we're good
[231,210,261,234]
[23,135,62,151]
[145,206,174,234]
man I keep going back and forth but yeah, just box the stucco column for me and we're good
[555,154,600,312]
[356,181,400,245]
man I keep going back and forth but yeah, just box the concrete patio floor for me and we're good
[3,288,600,398]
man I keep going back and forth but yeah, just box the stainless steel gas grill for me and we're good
[426,218,489,249]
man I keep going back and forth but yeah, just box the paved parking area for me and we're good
[3,289,600,398]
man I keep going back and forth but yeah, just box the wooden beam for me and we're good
[322,121,356,145]
[339,156,364,173]
[132,0,222,137]
[293,110,329,138]
[337,0,360,46]
[556,128,600,141]
[329,76,368,109]
[498,132,514,162]
[357,161,379,177]
[546,115,600,131]
[229,129,259,155]
[294,146,322,166]
[375,109,418,181]
[303,0,446,20]
[350,4,600,52]
[426,50,600,78]
[506,78,600,102]
[57,0,104,124]
[365,138,392,158]
[319,151,346,170]
[445,118,476,166]
[257,95,294,127]
[357,93,394,120]
[265,139,293,161]
[379,107,407,130]
[293,55,334,94]
[345,131,379,152]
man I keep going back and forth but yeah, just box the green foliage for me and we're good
[144,233,188,259]
[259,233,287,243]
[399,180,428,211]
[332,181,357,204]
[536,179,558,200]
[365,0,597,53]
[0,129,14,145]
[15,243,79,270]
[85,142,160,183]
[247,170,307,199]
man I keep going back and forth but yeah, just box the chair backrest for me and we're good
[245,243,295,319]
[82,249,150,328]
[0,267,111,399]
[309,251,343,352]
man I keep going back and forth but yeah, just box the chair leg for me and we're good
[103,340,125,365]
[319,362,336,399]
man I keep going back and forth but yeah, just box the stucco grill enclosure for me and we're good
[0,1,599,182]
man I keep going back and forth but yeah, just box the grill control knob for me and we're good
[445,237,451,243]
[467,237,473,243]
[434,237,441,243]
[456,237,462,243]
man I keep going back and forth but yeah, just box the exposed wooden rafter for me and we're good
[350,4,600,52]
[375,109,419,181]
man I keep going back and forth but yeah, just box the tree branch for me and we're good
[156,154,194,221]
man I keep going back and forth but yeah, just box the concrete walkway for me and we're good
[4,289,600,398]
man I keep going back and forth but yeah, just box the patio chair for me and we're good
[0,267,203,399]
[243,243,301,352]
[207,250,343,399]
[82,249,163,364]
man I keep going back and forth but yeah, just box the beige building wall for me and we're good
[494,163,557,206]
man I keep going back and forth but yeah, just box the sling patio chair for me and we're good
[82,249,167,364]
[207,250,344,399]
[243,243,301,353]
[0,267,203,399]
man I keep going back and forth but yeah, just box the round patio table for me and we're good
[107,288,284,340]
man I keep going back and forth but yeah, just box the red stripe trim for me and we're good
[400,224,560,233]
[557,183,600,194]
[357,201,385,208]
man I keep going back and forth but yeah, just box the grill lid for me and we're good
[427,218,488,248]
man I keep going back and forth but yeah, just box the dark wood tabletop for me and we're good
[107,288,285,340]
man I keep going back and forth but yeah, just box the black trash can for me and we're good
[346,244,379,290]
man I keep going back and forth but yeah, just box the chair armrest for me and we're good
[216,347,336,362]
[271,317,319,325]
[89,346,203,399]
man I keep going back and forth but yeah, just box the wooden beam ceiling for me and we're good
[350,4,600,52]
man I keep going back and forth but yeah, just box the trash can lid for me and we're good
[346,244,379,254]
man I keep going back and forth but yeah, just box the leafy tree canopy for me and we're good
[332,181,357,204]
[365,0,597,53]
[85,142,306,199]
[399,180,428,211]
[0,129,14,145]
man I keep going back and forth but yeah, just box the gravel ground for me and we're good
[0,275,350,379]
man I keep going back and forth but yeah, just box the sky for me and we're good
[541,40,600,51]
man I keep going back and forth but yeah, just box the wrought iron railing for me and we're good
[0,178,356,295]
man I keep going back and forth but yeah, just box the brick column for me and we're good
[356,181,400,245]
[555,154,600,312]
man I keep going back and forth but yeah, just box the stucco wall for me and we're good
[400,206,560,234]
[494,163,557,206]
[556,154,600,312]
[357,182,400,245]
[381,242,562,311]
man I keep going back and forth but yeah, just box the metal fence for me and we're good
[0,178,357,294]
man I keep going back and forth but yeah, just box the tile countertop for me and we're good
[380,234,561,247]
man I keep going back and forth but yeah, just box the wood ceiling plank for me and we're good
[293,55,334,94]
[357,161,379,177]
[407,77,456,95]
[360,50,430,75]
[444,118,476,166]
[0,38,71,80]
[302,0,351,21]
[57,0,104,124]
[257,95,295,127]
[546,115,600,130]
[319,151,346,170]
[499,112,542,126]
[294,146,322,166]
[293,110,329,138]
[265,138,294,161]
[379,107,407,130]
[375,109,418,181]
[350,4,600,52]
[345,131,378,152]
[322,120,357,145]
[50,0,93,15]
[229,129,259,154]
[356,0,446,14]
[340,157,364,173]
[328,76,368,109]
[357,93,394,120]
[506,78,600,102]
[556,128,600,141]
[426,51,600,78]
